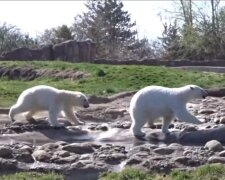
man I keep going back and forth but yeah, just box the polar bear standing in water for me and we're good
[9,85,89,127]
[129,85,208,137]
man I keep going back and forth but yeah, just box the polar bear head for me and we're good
[74,92,90,108]
[183,85,208,101]
[62,91,89,108]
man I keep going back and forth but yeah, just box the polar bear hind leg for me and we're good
[130,111,147,137]
[24,110,38,121]
[48,105,62,127]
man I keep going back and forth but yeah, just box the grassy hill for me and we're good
[0,60,225,107]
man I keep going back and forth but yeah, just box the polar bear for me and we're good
[129,85,208,137]
[9,85,89,127]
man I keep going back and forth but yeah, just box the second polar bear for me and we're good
[9,85,89,127]
[130,85,208,137]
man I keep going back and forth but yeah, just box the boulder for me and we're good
[0,146,12,158]
[204,140,224,152]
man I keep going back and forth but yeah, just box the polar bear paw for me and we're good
[50,122,64,128]
[133,131,146,138]
[162,128,170,135]
[75,120,85,125]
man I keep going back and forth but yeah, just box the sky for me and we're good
[0,1,175,40]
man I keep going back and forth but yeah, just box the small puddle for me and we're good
[0,124,148,148]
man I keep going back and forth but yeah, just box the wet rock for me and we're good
[168,143,183,150]
[55,141,68,146]
[32,150,52,162]
[220,117,225,124]
[218,150,225,157]
[149,156,166,161]
[208,156,225,163]
[15,151,34,163]
[98,153,127,165]
[0,158,17,171]
[174,156,190,164]
[153,147,175,155]
[97,124,109,131]
[126,156,143,166]
[55,150,70,158]
[182,126,198,132]
[199,109,216,114]
[53,155,80,164]
[214,118,220,124]
[183,150,192,156]
[0,146,13,158]
[174,156,202,166]
[94,144,127,165]
[62,143,100,154]
[39,142,60,151]
[204,140,224,152]
[135,152,149,158]
[113,121,131,129]
[71,161,87,168]
[20,145,33,153]
[142,159,175,173]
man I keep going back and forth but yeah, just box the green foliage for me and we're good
[100,168,155,180]
[0,22,38,52]
[159,1,225,60]
[171,164,225,180]
[1,61,225,107]
[0,171,64,180]
[101,164,225,180]
[97,69,106,77]
[37,24,74,45]
[72,0,137,57]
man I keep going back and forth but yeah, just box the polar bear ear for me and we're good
[190,86,194,90]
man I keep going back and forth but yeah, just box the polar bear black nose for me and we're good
[202,90,208,99]
[83,104,89,108]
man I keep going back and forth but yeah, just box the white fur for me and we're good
[9,85,89,127]
[129,85,208,137]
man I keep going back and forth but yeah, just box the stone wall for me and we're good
[0,40,96,62]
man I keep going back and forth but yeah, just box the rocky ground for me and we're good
[0,93,225,179]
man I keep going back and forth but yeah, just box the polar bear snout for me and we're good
[83,103,90,108]
[83,99,90,108]
[202,89,208,99]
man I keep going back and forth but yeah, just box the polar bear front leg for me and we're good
[48,106,62,127]
[174,106,202,125]
[162,115,174,134]
[9,104,25,122]
[63,108,84,125]
[147,120,155,128]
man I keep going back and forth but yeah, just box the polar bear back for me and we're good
[130,86,179,111]
[17,85,60,110]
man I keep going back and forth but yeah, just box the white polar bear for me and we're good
[129,85,208,137]
[9,85,89,127]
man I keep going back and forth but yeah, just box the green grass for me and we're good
[0,171,64,180]
[100,168,155,180]
[100,164,225,180]
[2,164,225,180]
[1,60,225,107]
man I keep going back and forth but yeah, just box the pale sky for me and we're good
[0,1,174,40]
